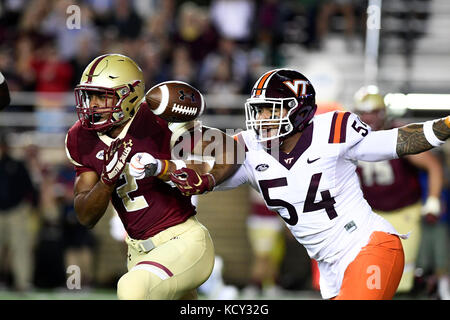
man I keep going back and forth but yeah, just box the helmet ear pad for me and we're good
[289,103,317,133]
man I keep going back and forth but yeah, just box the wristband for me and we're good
[0,72,4,84]
[156,160,169,178]
[423,120,445,147]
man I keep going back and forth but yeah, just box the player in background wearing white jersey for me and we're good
[134,68,450,299]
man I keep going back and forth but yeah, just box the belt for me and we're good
[127,236,156,254]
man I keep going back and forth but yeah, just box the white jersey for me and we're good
[216,111,405,299]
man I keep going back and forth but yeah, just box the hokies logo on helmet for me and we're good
[283,80,309,97]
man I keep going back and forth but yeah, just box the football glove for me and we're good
[129,152,165,179]
[101,138,133,186]
[170,167,215,196]
[422,196,441,224]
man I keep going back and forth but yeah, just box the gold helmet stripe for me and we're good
[86,54,109,83]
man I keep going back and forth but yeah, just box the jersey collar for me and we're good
[276,122,314,170]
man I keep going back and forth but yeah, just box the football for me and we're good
[145,80,205,122]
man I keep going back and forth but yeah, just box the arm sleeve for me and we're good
[343,113,399,161]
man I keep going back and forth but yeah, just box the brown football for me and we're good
[145,80,205,122]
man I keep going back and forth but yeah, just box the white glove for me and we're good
[129,152,161,179]
[422,196,441,224]
[422,196,441,217]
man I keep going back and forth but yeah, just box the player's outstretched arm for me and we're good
[168,126,242,195]
[0,72,11,110]
[190,126,241,185]
[396,117,450,157]
[129,126,242,195]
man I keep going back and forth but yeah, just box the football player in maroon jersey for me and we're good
[65,54,238,300]
[353,86,444,295]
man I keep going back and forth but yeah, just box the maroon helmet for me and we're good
[245,68,317,143]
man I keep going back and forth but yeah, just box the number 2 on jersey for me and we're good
[259,173,337,225]
[116,163,149,212]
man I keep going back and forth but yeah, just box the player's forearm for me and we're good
[74,181,114,228]
[171,128,241,183]
[209,162,241,186]
[427,161,444,199]
[396,118,450,157]
[205,132,241,184]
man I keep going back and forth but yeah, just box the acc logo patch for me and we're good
[96,150,104,160]
[255,163,269,172]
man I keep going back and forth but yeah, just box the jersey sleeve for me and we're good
[340,112,399,161]
[64,128,96,176]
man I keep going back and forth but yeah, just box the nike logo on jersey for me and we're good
[307,157,320,164]
[255,164,269,172]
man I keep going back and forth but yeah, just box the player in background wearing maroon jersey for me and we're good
[0,71,11,110]
[65,54,238,300]
[353,86,444,295]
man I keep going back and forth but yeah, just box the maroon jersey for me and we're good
[65,103,196,239]
[356,158,422,212]
[251,202,278,217]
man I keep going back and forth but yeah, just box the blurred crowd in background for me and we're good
[0,0,448,299]
[0,0,367,114]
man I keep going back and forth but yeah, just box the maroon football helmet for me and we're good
[245,69,317,144]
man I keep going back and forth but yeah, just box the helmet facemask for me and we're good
[75,81,140,132]
[245,97,297,143]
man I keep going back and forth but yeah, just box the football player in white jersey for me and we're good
[135,68,450,299]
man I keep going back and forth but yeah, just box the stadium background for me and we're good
[0,0,449,299]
